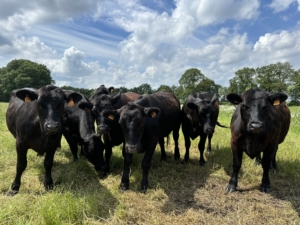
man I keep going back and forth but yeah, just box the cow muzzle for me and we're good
[98,124,110,134]
[205,127,215,134]
[249,121,263,133]
[45,122,59,134]
[125,144,138,154]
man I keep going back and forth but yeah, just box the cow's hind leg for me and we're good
[173,124,180,160]
[158,138,166,161]
[8,143,28,196]
[198,134,207,166]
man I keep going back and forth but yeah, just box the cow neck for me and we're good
[79,114,95,140]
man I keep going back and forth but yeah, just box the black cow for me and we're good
[226,88,290,193]
[80,89,140,173]
[6,85,82,195]
[182,93,223,165]
[62,90,106,171]
[101,90,181,191]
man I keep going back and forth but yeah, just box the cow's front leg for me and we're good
[260,151,273,193]
[198,134,207,166]
[8,143,28,196]
[226,146,243,193]
[140,145,155,192]
[103,136,113,173]
[44,148,56,191]
[120,150,133,191]
[206,133,213,154]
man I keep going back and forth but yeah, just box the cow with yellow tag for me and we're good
[226,88,291,193]
[101,90,181,192]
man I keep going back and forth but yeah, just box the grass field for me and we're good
[0,102,299,225]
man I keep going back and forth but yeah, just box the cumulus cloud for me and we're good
[269,0,300,12]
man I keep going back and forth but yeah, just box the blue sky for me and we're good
[0,0,300,90]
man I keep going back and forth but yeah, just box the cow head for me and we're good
[15,85,82,136]
[72,134,106,171]
[185,94,218,134]
[227,88,288,134]
[102,102,160,154]
[88,91,122,132]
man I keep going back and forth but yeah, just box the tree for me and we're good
[256,62,294,93]
[131,83,153,94]
[0,59,55,101]
[228,67,257,94]
[155,84,174,94]
[288,69,300,104]
[60,85,94,97]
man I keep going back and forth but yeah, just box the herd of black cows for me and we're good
[5,84,291,196]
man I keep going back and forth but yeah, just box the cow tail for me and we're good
[216,121,229,128]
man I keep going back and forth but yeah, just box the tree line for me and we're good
[1,59,299,104]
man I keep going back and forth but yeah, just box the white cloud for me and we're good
[269,0,300,12]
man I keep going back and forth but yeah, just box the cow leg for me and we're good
[206,133,213,154]
[141,144,156,192]
[254,154,262,166]
[226,148,243,193]
[183,133,191,163]
[44,149,56,191]
[173,126,180,160]
[158,138,166,161]
[120,150,133,191]
[8,143,28,196]
[260,152,273,193]
[198,134,207,166]
[64,135,79,162]
[270,147,278,172]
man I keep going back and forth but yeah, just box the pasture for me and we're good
[0,102,299,224]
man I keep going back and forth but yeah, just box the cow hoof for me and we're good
[7,189,19,196]
[99,172,108,179]
[260,185,271,193]
[119,183,129,192]
[199,161,205,166]
[44,183,54,191]
[207,149,212,154]
[174,155,180,161]
[225,185,236,193]
[160,156,167,161]
[140,186,148,194]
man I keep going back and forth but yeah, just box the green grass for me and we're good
[0,103,300,224]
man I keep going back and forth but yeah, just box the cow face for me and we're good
[90,92,121,131]
[102,103,160,154]
[72,134,105,171]
[227,88,288,134]
[186,95,218,134]
[16,85,82,136]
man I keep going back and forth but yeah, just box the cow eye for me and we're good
[242,105,249,110]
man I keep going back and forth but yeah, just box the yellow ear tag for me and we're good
[68,98,74,106]
[273,100,280,106]
[24,95,31,102]
[108,114,114,120]
[151,111,156,118]
[85,108,91,112]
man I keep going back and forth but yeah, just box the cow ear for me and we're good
[227,93,242,105]
[108,87,114,93]
[210,95,218,105]
[268,93,288,106]
[65,92,82,106]
[144,107,160,118]
[102,109,119,121]
[15,89,38,102]
[112,91,121,104]
[78,102,93,112]
[187,102,197,110]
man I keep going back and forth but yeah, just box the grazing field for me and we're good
[0,102,299,224]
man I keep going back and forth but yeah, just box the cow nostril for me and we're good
[250,122,263,132]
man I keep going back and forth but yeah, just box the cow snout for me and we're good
[126,144,138,154]
[250,122,263,133]
[45,123,59,134]
[98,124,110,134]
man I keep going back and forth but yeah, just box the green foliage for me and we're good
[155,85,174,94]
[228,67,257,94]
[0,59,54,102]
[131,83,153,94]
[60,85,94,97]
